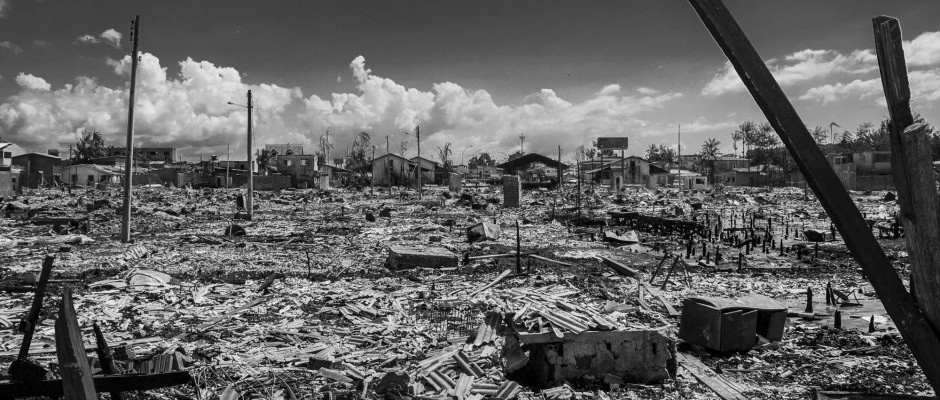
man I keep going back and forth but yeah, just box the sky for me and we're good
[0,0,939,163]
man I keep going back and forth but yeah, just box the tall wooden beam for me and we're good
[686,0,940,392]
[55,288,97,399]
[16,255,55,361]
[874,16,940,339]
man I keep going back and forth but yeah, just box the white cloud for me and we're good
[680,117,738,134]
[32,40,49,47]
[905,31,940,67]
[704,30,940,102]
[300,56,682,157]
[0,40,23,55]
[15,73,51,91]
[0,53,302,154]
[0,53,681,159]
[702,48,876,96]
[100,29,122,48]
[799,69,940,106]
[0,0,9,19]
[76,29,123,48]
[798,78,882,105]
[637,86,660,95]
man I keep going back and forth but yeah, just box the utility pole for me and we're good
[120,15,140,243]
[386,135,391,196]
[678,123,682,194]
[519,133,526,154]
[557,145,562,192]
[247,90,253,219]
[226,144,230,189]
[371,144,375,195]
[416,125,422,199]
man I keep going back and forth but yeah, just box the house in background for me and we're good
[265,144,305,155]
[12,152,63,188]
[585,156,669,189]
[0,142,26,167]
[273,154,319,188]
[108,147,177,163]
[410,156,440,183]
[498,153,568,185]
[54,164,121,186]
[372,153,413,186]
[854,151,891,175]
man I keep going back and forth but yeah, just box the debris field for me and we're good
[0,184,933,399]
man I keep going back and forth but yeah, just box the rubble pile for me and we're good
[0,184,933,399]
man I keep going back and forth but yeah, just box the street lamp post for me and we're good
[461,145,475,166]
[227,90,253,219]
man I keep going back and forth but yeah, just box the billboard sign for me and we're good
[596,137,629,150]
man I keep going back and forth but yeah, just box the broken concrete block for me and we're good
[379,208,392,218]
[678,294,786,353]
[385,245,459,270]
[467,221,500,243]
[513,330,673,388]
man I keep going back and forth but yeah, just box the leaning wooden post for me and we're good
[56,287,97,399]
[874,16,940,336]
[687,0,940,392]
[9,255,55,382]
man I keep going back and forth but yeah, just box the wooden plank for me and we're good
[640,282,679,318]
[600,256,640,278]
[55,288,96,399]
[874,16,940,342]
[0,371,192,398]
[172,296,270,339]
[17,255,55,360]
[677,353,749,400]
[0,337,164,358]
[528,254,573,267]
[686,0,940,392]
[93,322,123,400]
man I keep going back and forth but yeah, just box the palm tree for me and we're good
[829,122,840,144]
[735,121,756,158]
[646,144,658,161]
[318,127,334,165]
[352,131,371,182]
[437,142,453,182]
[700,138,721,184]
[730,130,741,158]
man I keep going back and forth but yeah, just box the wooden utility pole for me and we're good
[557,145,562,191]
[519,133,526,154]
[416,125,422,199]
[246,90,254,219]
[875,16,940,343]
[687,0,940,392]
[386,135,391,196]
[371,145,375,195]
[225,144,230,188]
[120,15,140,243]
[678,123,682,193]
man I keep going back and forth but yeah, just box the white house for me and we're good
[54,164,121,186]
[0,142,27,167]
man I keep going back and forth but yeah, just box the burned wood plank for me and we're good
[600,256,640,278]
[678,353,748,400]
[0,371,192,398]
[686,0,940,392]
[55,287,96,399]
[874,16,940,340]
[15,255,55,361]
[640,282,679,318]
